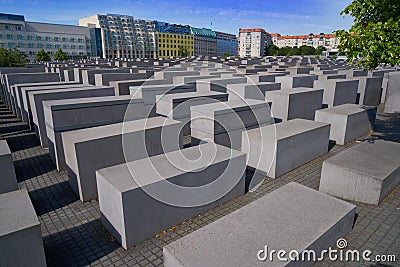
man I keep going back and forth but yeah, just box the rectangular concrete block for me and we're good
[320,140,400,205]
[315,104,376,145]
[62,117,183,202]
[242,119,330,178]
[275,74,317,89]
[156,91,228,135]
[97,143,246,249]
[29,86,115,146]
[94,72,153,86]
[384,72,400,113]
[196,77,248,93]
[0,140,18,194]
[44,96,145,171]
[110,78,169,95]
[227,82,281,101]
[191,99,273,149]
[314,79,358,108]
[265,88,323,121]
[0,189,47,267]
[163,182,356,267]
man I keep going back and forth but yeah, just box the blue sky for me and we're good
[1,0,354,35]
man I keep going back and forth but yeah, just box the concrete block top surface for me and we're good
[43,95,141,111]
[316,104,375,116]
[190,99,269,115]
[156,91,227,103]
[266,87,323,96]
[0,189,40,236]
[0,139,11,155]
[97,143,245,192]
[30,86,107,96]
[246,119,330,140]
[62,117,181,143]
[324,140,400,180]
[163,182,355,267]
[15,81,78,88]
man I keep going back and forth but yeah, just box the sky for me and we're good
[0,0,354,35]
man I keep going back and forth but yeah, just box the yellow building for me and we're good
[157,32,194,58]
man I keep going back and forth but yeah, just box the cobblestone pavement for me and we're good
[0,99,399,267]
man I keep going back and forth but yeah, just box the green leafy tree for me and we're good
[35,48,51,62]
[265,44,279,56]
[336,0,400,69]
[0,47,28,67]
[54,48,67,60]
[298,45,316,56]
[223,52,233,57]
[315,46,326,55]
[278,46,291,56]
[178,46,190,58]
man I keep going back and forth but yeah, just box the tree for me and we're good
[35,48,51,62]
[315,46,326,55]
[298,45,316,56]
[178,46,190,58]
[265,44,279,56]
[0,47,28,67]
[336,0,400,69]
[54,48,67,60]
[223,52,233,57]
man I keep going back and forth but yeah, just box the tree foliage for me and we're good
[223,52,233,57]
[178,46,190,58]
[54,48,67,60]
[35,48,51,62]
[0,47,28,67]
[335,0,400,69]
[265,45,323,56]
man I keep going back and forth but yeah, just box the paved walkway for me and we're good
[0,100,399,267]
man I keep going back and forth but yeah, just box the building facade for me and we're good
[271,32,340,51]
[238,28,270,57]
[215,31,238,57]
[156,22,193,58]
[79,14,157,59]
[190,27,217,57]
[0,13,95,61]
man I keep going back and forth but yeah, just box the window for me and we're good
[6,34,12,40]
[78,38,83,43]
[45,36,50,41]
[5,25,11,30]
[37,43,43,48]
[17,35,23,40]
[55,44,60,49]
[63,44,68,49]
[18,43,25,47]
[62,37,67,42]
[28,43,34,48]
[70,38,75,42]
[54,37,60,42]
[36,36,42,41]
[71,45,76,49]
[46,44,51,49]
[16,26,22,31]
[27,35,33,40]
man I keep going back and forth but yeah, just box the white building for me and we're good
[238,28,270,57]
[79,14,157,59]
[0,13,95,61]
[271,32,340,51]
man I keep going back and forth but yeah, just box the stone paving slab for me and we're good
[0,100,399,267]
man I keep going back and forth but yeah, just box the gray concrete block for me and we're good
[320,140,400,205]
[163,182,356,267]
[265,88,323,121]
[196,77,248,93]
[315,104,376,145]
[227,82,281,101]
[0,140,18,194]
[94,72,153,86]
[191,99,273,149]
[314,79,358,108]
[156,92,228,135]
[44,96,145,171]
[362,77,383,106]
[97,143,246,249]
[0,189,46,267]
[242,119,330,178]
[275,74,317,89]
[29,86,115,146]
[22,84,88,127]
[110,79,169,95]
[384,72,400,113]
[62,117,183,202]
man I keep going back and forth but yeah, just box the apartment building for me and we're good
[0,13,95,61]
[238,28,271,57]
[215,31,238,57]
[190,27,217,57]
[271,32,340,51]
[79,14,157,59]
[156,22,193,58]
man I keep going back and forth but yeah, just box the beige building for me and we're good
[238,28,270,57]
